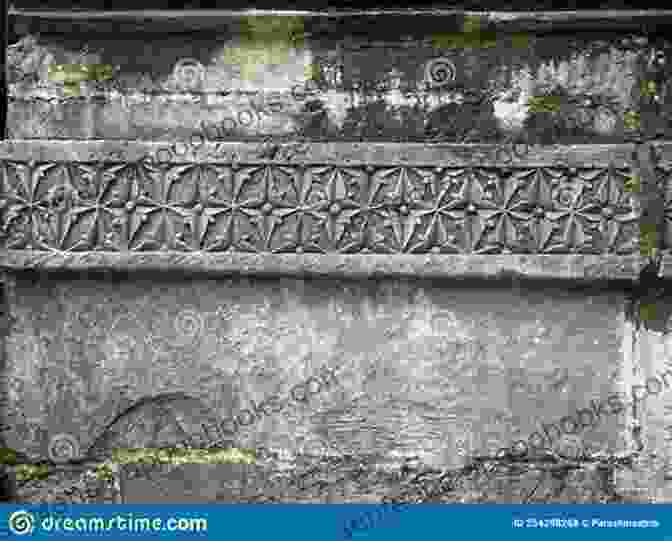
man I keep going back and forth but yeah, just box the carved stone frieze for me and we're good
[0,141,645,279]
[655,143,672,277]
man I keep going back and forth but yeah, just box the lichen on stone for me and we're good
[238,16,305,45]
[47,63,114,96]
[221,16,305,81]
[430,15,528,51]
[0,448,19,466]
[48,64,113,83]
[527,95,563,114]
[640,80,657,97]
[112,447,257,465]
[639,302,656,322]
[15,463,51,482]
[93,463,115,482]
[639,223,658,258]
[623,110,641,130]
[304,62,320,82]
[624,175,641,193]
[510,33,531,49]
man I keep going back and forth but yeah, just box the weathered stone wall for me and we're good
[1,9,671,506]
[0,272,636,503]
[6,14,671,143]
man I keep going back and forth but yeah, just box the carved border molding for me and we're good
[653,143,672,279]
[0,141,647,280]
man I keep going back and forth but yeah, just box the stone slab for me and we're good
[0,274,631,501]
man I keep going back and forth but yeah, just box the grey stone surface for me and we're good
[6,20,671,142]
[1,273,631,501]
[0,253,645,281]
[2,10,670,506]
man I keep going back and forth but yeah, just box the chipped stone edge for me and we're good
[0,252,643,282]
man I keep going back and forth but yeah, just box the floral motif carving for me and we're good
[660,164,672,252]
[0,156,641,256]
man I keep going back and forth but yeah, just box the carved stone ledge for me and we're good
[0,252,644,281]
[0,141,644,279]
[0,141,637,167]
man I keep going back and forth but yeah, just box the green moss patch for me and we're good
[112,447,257,465]
[431,31,498,50]
[94,463,115,482]
[238,16,305,47]
[640,303,657,322]
[639,223,659,258]
[431,16,529,51]
[0,448,19,466]
[624,175,641,193]
[48,64,113,84]
[623,110,641,130]
[222,16,305,80]
[48,64,113,96]
[527,95,563,114]
[15,464,51,482]
[640,80,657,97]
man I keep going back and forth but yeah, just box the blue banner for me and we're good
[0,504,667,540]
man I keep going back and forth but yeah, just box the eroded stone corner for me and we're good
[613,140,672,501]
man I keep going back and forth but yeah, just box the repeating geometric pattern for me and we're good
[660,163,672,251]
[0,160,640,255]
